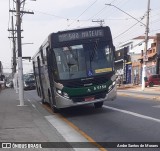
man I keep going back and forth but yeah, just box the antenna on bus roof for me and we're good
[92,19,105,26]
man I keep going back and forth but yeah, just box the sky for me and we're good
[0,0,160,73]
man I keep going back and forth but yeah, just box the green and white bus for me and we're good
[32,26,117,112]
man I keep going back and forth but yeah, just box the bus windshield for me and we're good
[53,41,114,80]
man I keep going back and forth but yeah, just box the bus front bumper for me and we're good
[55,85,117,109]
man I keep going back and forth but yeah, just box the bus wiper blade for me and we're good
[90,49,96,62]
[89,41,98,63]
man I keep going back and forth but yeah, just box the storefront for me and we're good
[115,46,131,84]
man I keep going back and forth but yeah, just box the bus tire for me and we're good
[94,102,103,108]
[149,82,153,87]
[39,87,41,97]
[41,98,45,104]
[50,102,59,113]
[53,106,59,113]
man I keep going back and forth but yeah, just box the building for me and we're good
[115,34,159,85]
[138,33,160,77]
[115,46,131,84]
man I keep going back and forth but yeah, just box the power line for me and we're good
[35,10,69,20]
[106,4,146,26]
[67,0,98,28]
[34,9,133,22]
[78,0,130,27]
[113,21,142,40]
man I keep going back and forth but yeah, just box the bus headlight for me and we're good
[112,81,116,86]
[57,89,62,95]
[56,89,69,99]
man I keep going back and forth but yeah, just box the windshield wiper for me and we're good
[89,40,98,67]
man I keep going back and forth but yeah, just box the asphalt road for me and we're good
[25,90,160,151]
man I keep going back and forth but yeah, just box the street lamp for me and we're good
[106,2,150,90]
[105,4,146,27]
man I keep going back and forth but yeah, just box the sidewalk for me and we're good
[0,88,74,151]
[117,84,160,92]
[0,88,101,151]
[117,84,160,101]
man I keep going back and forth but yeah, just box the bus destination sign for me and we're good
[58,29,104,42]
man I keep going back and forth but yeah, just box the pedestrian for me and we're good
[134,76,136,85]
[0,74,5,90]
[118,76,121,87]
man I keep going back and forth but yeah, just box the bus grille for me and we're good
[71,91,106,102]
[62,76,110,88]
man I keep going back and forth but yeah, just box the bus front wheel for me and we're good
[50,102,59,113]
[94,102,103,108]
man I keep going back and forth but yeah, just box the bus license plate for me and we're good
[85,97,94,101]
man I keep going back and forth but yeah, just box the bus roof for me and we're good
[32,26,113,59]
[50,26,112,47]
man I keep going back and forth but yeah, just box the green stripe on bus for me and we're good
[62,80,112,97]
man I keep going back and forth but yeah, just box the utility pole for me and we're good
[8,16,17,77]
[16,0,24,106]
[141,0,150,91]
[106,2,150,90]
[9,0,34,106]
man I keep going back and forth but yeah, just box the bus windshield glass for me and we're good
[53,41,114,80]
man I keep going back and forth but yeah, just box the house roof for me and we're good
[138,52,157,60]
[133,36,156,40]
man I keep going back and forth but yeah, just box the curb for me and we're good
[117,84,139,89]
[118,92,160,101]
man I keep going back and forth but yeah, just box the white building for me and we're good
[117,36,155,55]
[115,35,155,84]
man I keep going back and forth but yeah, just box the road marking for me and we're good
[103,105,160,123]
[152,105,160,108]
[42,104,106,151]
[27,99,40,113]
[45,115,105,151]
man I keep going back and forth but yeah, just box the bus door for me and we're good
[37,56,45,102]
[33,61,39,95]
[46,48,56,106]
[39,49,50,103]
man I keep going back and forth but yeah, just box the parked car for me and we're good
[23,73,36,90]
[24,73,34,81]
[145,74,160,87]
